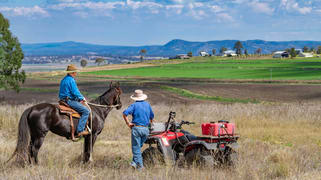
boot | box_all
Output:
[77,130,90,137]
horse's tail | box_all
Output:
[6,107,32,165]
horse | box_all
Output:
[11,81,122,165]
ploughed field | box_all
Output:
[0,58,321,179]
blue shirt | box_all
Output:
[123,101,154,127]
[59,75,84,101]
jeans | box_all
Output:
[131,126,149,168]
[67,100,90,133]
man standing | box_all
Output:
[59,64,90,137]
[123,89,154,170]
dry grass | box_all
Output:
[0,102,321,180]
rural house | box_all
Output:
[221,50,237,57]
[199,51,210,57]
[298,52,313,58]
[273,51,289,58]
[174,54,190,59]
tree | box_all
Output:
[212,49,216,56]
[255,48,262,55]
[80,59,87,68]
[187,51,193,57]
[140,49,147,62]
[285,48,291,53]
[95,58,105,66]
[290,48,296,58]
[233,41,243,55]
[244,49,248,56]
[0,13,25,92]
[303,46,309,52]
[317,46,321,54]
[310,47,315,53]
[220,47,227,54]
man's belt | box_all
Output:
[134,125,147,127]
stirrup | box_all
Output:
[86,125,92,134]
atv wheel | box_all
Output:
[185,147,215,167]
[215,147,238,166]
[142,147,164,168]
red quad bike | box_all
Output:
[142,111,239,168]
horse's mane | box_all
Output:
[90,87,114,105]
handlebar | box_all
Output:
[180,120,195,126]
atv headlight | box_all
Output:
[161,137,170,146]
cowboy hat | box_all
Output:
[130,89,147,101]
[65,64,79,73]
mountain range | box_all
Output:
[21,39,321,56]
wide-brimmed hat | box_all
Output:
[130,89,147,101]
[66,64,79,73]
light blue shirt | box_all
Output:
[123,101,154,127]
[59,75,84,101]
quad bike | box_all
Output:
[142,111,239,167]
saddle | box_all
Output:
[57,100,89,141]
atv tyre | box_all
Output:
[142,147,164,168]
[185,148,215,167]
[215,147,238,166]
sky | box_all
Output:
[0,0,320,46]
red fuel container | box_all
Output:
[201,121,235,136]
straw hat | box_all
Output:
[130,89,147,101]
[66,64,79,73]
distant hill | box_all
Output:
[21,40,321,56]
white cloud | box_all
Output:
[50,1,125,10]
[280,0,312,14]
[165,4,184,14]
[210,5,224,13]
[249,1,274,15]
[126,0,163,10]
[216,13,234,22]
[172,0,183,3]
[0,5,49,17]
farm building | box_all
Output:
[221,50,237,57]
[298,52,313,58]
[199,51,209,57]
[174,54,190,59]
[273,51,289,58]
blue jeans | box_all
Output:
[67,100,90,133]
[131,126,149,168]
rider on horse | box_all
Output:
[59,64,90,137]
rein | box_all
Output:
[87,102,121,108]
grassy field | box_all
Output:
[84,57,321,80]
[0,103,320,179]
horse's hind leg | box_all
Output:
[30,136,46,164]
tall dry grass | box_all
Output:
[0,102,320,180]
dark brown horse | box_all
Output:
[11,81,122,165]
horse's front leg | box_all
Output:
[83,134,97,163]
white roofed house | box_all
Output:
[199,51,209,57]
[221,50,237,57]
[273,51,289,58]
[298,52,313,58]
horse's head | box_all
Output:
[94,81,122,109]
[107,81,122,110]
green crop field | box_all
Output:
[85,57,321,80]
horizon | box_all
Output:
[21,39,321,47]
[1,0,320,46]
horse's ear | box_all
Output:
[115,81,120,88]
[109,81,114,88]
